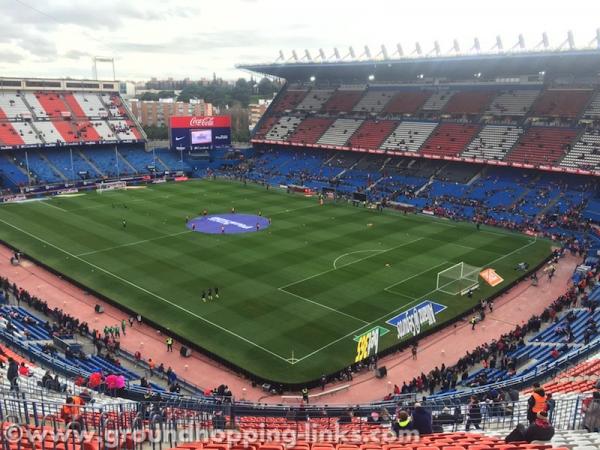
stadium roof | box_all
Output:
[239,49,600,82]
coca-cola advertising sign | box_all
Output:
[170,116,231,129]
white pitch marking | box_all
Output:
[0,217,293,364]
[293,237,538,364]
[332,249,386,269]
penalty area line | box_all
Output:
[0,217,293,365]
[294,238,539,364]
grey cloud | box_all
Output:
[0,50,25,64]
[62,49,91,60]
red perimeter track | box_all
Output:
[0,244,578,404]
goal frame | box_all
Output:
[96,181,127,193]
[436,262,481,296]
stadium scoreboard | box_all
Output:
[169,116,231,151]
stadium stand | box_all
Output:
[486,89,541,116]
[347,119,398,149]
[382,90,432,115]
[272,88,308,112]
[420,123,480,157]
[0,120,27,146]
[22,92,49,118]
[288,117,335,144]
[253,116,279,140]
[506,127,579,166]
[34,91,71,118]
[33,120,67,144]
[561,131,600,170]
[265,116,303,141]
[71,92,107,118]
[317,118,363,146]
[295,88,335,112]
[531,89,593,118]
[422,89,454,111]
[442,90,496,115]
[380,121,438,152]
[0,92,32,119]
[462,125,524,161]
[321,87,365,113]
[353,89,396,113]
[583,91,600,118]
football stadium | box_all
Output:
[0,1,599,448]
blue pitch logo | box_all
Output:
[187,214,270,234]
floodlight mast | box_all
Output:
[92,56,116,81]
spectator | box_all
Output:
[506,411,555,443]
[583,391,600,432]
[392,410,413,436]
[527,385,547,424]
[465,396,482,431]
[7,358,18,391]
[18,361,31,377]
[411,402,433,435]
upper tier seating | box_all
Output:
[321,90,364,113]
[295,89,334,112]
[265,116,302,141]
[272,89,308,112]
[462,125,524,161]
[422,90,454,110]
[11,121,43,145]
[560,131,600,170]
[486,89,540,116]
[108,120,142,140]
[32,121,65,144]
[22,92,48,119]
[91,120,117,141]
[101,94,128,117]
[531,89,593,118]
[32,92,71,118]
[0,92,31,119]
[380,121,438,152]
[317,118,363,147]
[506,127,579,166]
[347,120,398,149]
[442,90,495,115]
[74,121,102,142]
[352,90,395,113]
[288,118,334,145]
[583,91,600,118]
[67,92,107,118]
[382,90,432,115]
[420,123,480,157]
[253,116,279,139]
[0,122,25,146]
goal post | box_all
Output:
[436,262,481,296]
[96,181,127,193]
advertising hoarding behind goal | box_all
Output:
[169,115,231,151]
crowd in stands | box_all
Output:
[391,249,598,398]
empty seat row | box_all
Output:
[462,125,524,161]
[380,122,438,152]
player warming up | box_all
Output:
[122,218,127,230]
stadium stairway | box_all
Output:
[117,149,138,174]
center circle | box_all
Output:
[186,214,270,234]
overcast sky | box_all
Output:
[1,0,599,82]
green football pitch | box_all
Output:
[0,180,552,384]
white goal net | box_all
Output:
[437,262,481,295]
[96,181,127,193]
